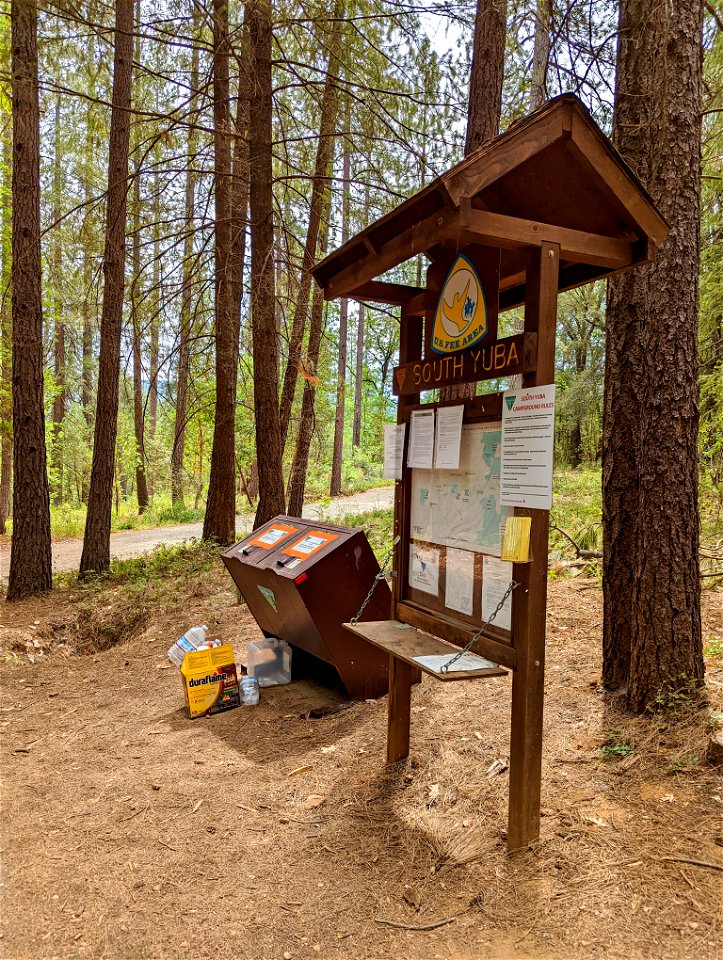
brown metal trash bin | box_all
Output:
[221,516,392,699]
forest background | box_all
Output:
[0,0,721,558]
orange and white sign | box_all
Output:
[283,530,338,559]
[250,522,299,549]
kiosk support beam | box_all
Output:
[387,655,415,762]
[388,304,423,763]
[507,240,559,851]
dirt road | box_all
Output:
[0,486,394,579]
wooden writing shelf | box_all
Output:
[343,620,507,681]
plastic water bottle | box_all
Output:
[240,676,260,706]
[167,625,208,667]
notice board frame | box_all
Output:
[399,396,515,656]
[311,94,668,852]
[383,243,559,852]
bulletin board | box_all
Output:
[315,92,669,852]
[402,409,515,645]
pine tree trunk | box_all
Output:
[80,247,94,504]
[203,0,244,544]
[352,183,369,450]
[352,300,364,448]
[0,112,12,533]
[441,0,506,405]
[81,73,95,442]
[602,0,704,710]
[149,181,160,448]
[51,90,65,507]
[465,0,507,156]
[131,195,149,514]
[79,0,134,575]
[278,2,343,453]
[569,421,583,469]
[330,105,350,497]
[248,0,285,529]
[530,0,552,111]
[172,25,199,509]
[287,255,330,517]
[130,21,149,517]
[7,0,52,599]
[248,459,259,500]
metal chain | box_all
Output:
[350,539,399,625]
[440,579,519,674]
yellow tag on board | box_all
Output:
[501,517,532,563]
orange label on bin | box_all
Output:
[250,522,299,549]
[282,530,338,559]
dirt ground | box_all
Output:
[0,564,721,960]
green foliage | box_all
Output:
[0,0,717,554]
[707,707,723,728]
[59,539,220,589]
[39,496,205,540]
[550,468,603,562]
[108,540,220,585]
[700,24,723,489]
[645,675,702,715]
[554,284,606,468]
[665,754,700,774]
[704,636,723,661]
[341,507,394,562]
[601,727,634,761]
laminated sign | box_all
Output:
[431,254,488,355]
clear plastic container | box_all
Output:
[247,637,292,687]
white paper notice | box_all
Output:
[482,556,514,632]
[413,653,499,674]
[434,405,464,469]
[409,544,440,595]
[500,384,556,509]
[445,548,475,616]
[407,409,435,468]
[383,423,406,480]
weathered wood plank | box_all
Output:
[499,262,614,312]
[322,208,459,300]
[569,112,668,246]
[347,280,426,305]
[392,333,532,396]
[387,655,414,762]
[343,620,507,680]
[460,208,634,269]
[394,305,424,618]
[397,601,517,671]
[442,104,568,206]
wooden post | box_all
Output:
[387,304,423,763]
[507,241,559,850]
[387,654,414,762]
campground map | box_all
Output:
[410,422,510,556]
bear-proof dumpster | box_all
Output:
[221,516,394,700]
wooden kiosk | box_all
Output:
[312,94,667,851]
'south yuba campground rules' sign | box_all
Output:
[500,384,556,510]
